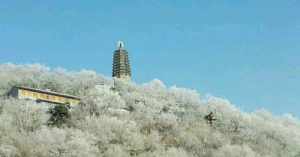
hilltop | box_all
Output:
[0,63,299,157]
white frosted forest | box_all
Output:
[0,63,299,157]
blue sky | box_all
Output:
[0,0,299,117]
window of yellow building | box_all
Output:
[25,91,31,97]
[53,96,59,102]
[33,92,37,97]
[38,93,43,99]
[29,91,34,97]
[21,90,27,96]
[41,93,47,100]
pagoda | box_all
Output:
[112,41,131,80]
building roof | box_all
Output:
[14,86,81,100]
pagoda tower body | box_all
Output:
[112,41,131,80]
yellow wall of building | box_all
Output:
[18,89,80,105]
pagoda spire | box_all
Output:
[117,41,124,50]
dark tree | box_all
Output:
[204,112,217,126]
[48,104,71,127]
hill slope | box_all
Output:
[0,64,299,157]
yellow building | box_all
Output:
[9,86,81,105]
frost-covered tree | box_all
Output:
[0,63,299,157]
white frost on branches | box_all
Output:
[0,63,299,157]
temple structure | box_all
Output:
[8,86,81,105]
[112,41,132,80]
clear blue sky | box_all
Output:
[0,0,299,117]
